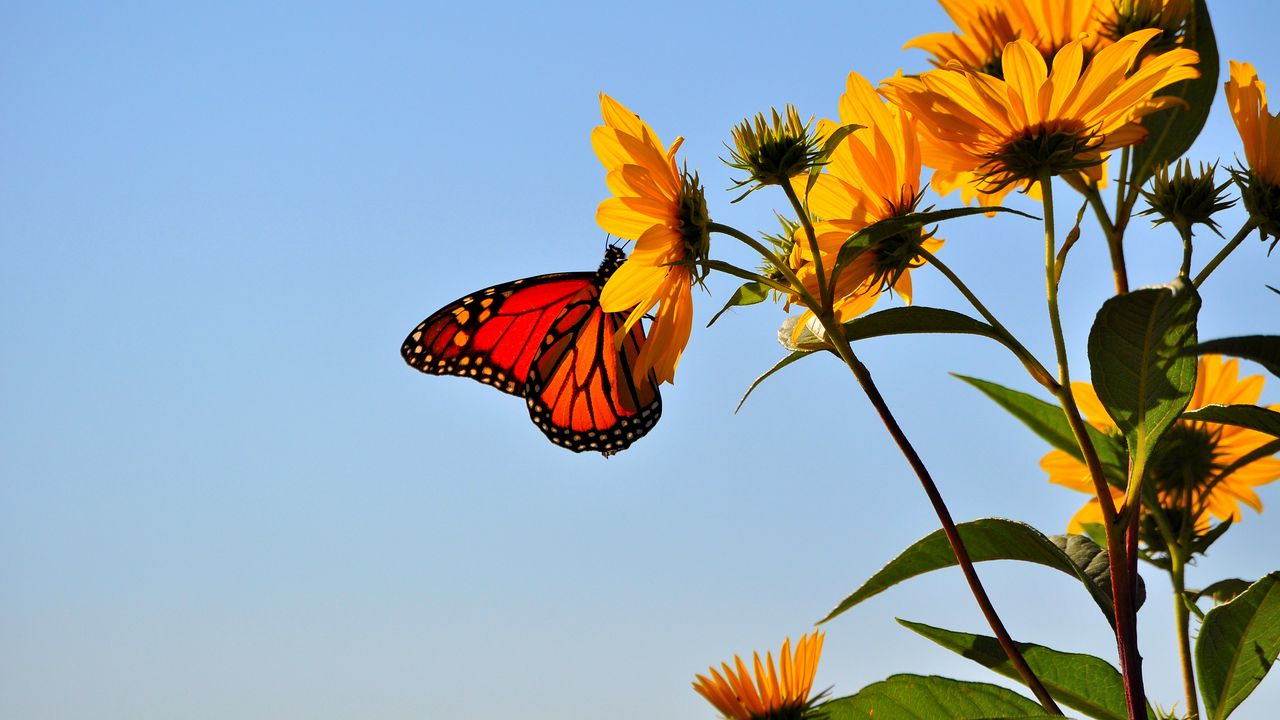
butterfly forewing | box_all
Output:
[401,273,595,396]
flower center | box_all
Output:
[982,121,1103,189]
[1148,421,1221,505]
[869,195,929,289]
[677,171,712,269]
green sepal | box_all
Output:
[1183,335,1280,379]
[1128,0,1219,189]
[820,674,1042,719]
[956,375,1127,484]
[1196,572,1280,720]
[1182,404,1280,440]
[706,281,769,328]
[1187,517,1235,557]
[821,519,1139,628]
[898,619,1153,720]
[1088,279,1200,488]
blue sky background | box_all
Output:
[3,2,1279,718]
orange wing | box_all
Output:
[525,293,661,456]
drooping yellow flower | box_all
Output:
[1225,61,1280,187]
[593,93,709,385]
[786,71,942,330]
[693,633,825,720]
[1043,356,1280,534]
[883,29,1199,195]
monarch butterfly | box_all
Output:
[401,246,661,455]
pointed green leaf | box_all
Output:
[1128,0,1219,187]
[842,306,1002,343]
[956,375,1126,483]
[821,675,1042,719]
[1183,404,1280,440]
[1197,578,1253,605]
[899,619,1152,720]
[1088,280,1200,478]
[830,206,1036,284]
[707,281,769,328]
[736,350,815,413]
[806,123,862,196]
[1197,572,1280,719]
[822,519,1135,627]
[1184,336,1280,379]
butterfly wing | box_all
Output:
[525,291,662,456]
[401,272,596,396]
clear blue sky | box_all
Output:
[3,2,1279,718]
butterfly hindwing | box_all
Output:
[525,296,661,456]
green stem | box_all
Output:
[919,249,1059,392]
[1041,172,1118,524]
[1178,223,1194,279]
[1116,148,1131,222]
[696,259,795,297]
[781,181,829,310]
[1171,555,1200,720]
[1193,220,1260,288]
[823,326,1063,716]
[1042,169,1144,720]
[707,222,821,312]
[1082,184,1130,295]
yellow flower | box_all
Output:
[786,71,942,331]
[1043,356,1280,534]
[693,633,825,720]
[882,29,1200,194]
[593,93,709,385]
[1226,61,1280,187]
[906,0,1109,77]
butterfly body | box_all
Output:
[402,247,661,455]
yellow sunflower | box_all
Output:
[693,632,825,720]
[786,71,942,331]
[907,0,1109,77]
[882,29,1199,195]
[1043,355,1280,533]
[593,93,709,385]
[1226,61,1280,187]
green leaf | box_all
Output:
[1088,280,1200,483]
[842,306,1002,343]
[1053,532,1146,612]
[1184,336,1280,379]
[899,619,1149,720]
[1128,0,1219,188]
[1183,404,1280,440]
[821,674,1042,719]
[1197,578,1254,605]
[956,375,1126,484]
[822,519,1135,628]
[1197,572,1280,719]
[830,206,1037,286]
[736,350,815,413]
[707,281,769,328]
[806,123,862,197]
